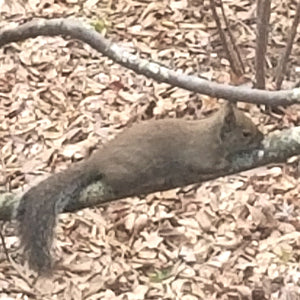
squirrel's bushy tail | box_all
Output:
[17,162,102,274]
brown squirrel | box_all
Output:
[17,103,263,274]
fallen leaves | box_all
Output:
[1,0,300,299]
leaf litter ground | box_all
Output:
[0,0,300,299]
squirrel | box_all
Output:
[16,102,263,274]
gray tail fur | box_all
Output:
[17,163,102,274]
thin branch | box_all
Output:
[210,0,242,77]
[275,0,300,90]
[255,0,271,89]
[2,126,300,221]
[0,224,10,262]
[219,0,245,74]
[0,18,298,106]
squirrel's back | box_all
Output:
[17,103,263,274]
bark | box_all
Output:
[1,127,300,221]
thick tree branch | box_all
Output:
[0,18,299,105]
[1,126,300,221]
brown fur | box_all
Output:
[17,103,263,274]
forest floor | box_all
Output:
[0,0,300,299]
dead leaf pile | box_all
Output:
[0,0,300,299]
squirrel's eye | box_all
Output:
[242,130,251,138]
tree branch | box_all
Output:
[255,0,271,89]
[1,126,300,221]
[275,0,300,90]
[210,0,243,77]
[219,0,245,74]
[0,18,299,105]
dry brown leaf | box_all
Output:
[1,0,300,299]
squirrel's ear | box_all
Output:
[220,102,237,139]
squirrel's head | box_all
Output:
[219,102,263,153]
